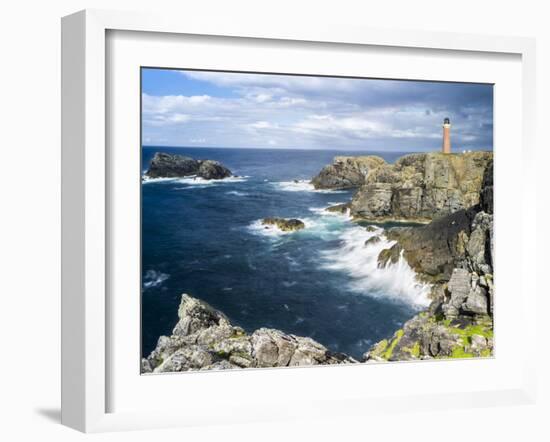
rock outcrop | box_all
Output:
[261,217,305,232]
[311,156,385,190]
[142,294,357,373]
[350,152,492,222]
[364,159,494,362]
[145,152,232,180]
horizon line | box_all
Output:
[141,144,493,153]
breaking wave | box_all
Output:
[142,175,248,186]
[272,180,346,193]
[320,225,431,308]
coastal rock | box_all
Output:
[261,217,305,232]
[311,156,386,190]
[325,203,350,214]
[480,159,493,214]
[382,208,478,283]
[364,307,494,362]
[364,235,382,247]
[145,152,232,180]
[366,158,494,361]
[143,294,357,373]
[197,160,232,180]
[349,152,493,221]
[377,243,402,268]
[146,152,200,178]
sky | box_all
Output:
[141,68,493,152]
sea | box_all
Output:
[141,146,431,360]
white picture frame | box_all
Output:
[61,9,538,433]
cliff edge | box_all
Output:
[351,151,492,221]
[142,294,357,373]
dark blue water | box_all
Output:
[141,146,426,360]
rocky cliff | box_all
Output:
[364,158,494,361]
[311,156,385,190]
[142,294,357,373]
[349,152,492,222]
[145,152,232,180]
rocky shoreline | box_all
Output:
[142,294,357,373]
[333,151,495,361]
[142,150,494,373]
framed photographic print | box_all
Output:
[61,9,537,432]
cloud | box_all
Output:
[142,71,493,151]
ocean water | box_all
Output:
[141,146,430,360]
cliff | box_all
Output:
[311,155,385,190]
[142,294,357,373]
[145,152,232,180]
[364,158,494,361]
[311,151,491,221]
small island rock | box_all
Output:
[145,152,232,180]
[261,217,305,232]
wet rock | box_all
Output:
[325,203,350,214]
[261,217,305,232]
[364,236,382,247]
[377,243,402,268]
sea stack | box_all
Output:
[145,152,232,180]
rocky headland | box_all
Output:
[362,153,494,361]
[261,217,305,232]
[142,294,357,373]
[319,151,492,223]
[311,156,385,190]
[313,151,494,362]
[145,152,232,180]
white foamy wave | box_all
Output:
[308,205,351,218]
[321,226,431,308]
[142,175,248,186]
[226,190,248,197]
[272,180,346,194]
[142,270,169,290]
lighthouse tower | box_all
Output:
[442,117,451,154]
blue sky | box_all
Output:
[141,68,493,152]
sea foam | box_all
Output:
[142,269,169,290]
[142,175,248,187]
[320,225,431,308]
[272,180,346,194]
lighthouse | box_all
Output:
[442,117,451,154]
